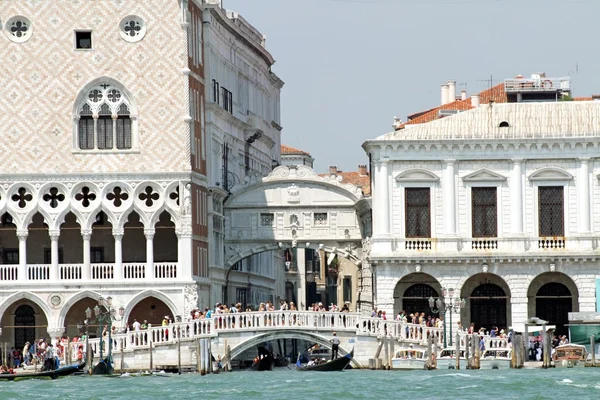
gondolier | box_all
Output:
[331,332,340,360]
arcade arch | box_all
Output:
[527,272,578,336]
[393,273,442,317]
[0,295,50,349]
[460,273,511,331]
[124,292,178,326]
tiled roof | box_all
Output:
[574,97,593,101]
[281,144,311,156]
[318,171,371,196]
[398,83,508,129]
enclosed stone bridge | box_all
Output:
[78,311,445,371]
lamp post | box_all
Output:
[429,287,466,348]
[84,296,124,374]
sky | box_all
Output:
[225,0,600,173]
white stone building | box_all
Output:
[364,77,600,336]
[202,1,285,307]
[0,0,214,347]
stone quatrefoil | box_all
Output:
[169,187,180,205]
[139,186,159,207]
[43,187,65,208]
[75,186,96,208]
[107,186,129,207]
[11,187,33,209]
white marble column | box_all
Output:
[82,229,91,281]
[17,230,27,281]
[374,160,390,236]
[442,160,457,235]
[577,157,591,233]
[296,247,306,310]
[177,229,193,280]
[510,159,524,234]
[113,229,124,281]
[145,229,155,280]
[49,230,60,281]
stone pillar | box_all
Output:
[82,229,92,281]
[49,230,60,281]
[510,159,524,234]
[442,160,457,235]
[296,247,306,310]
[17,230,28,281]
[145,229,155,280]
[377,160,390,236]
[177,229,193,280]
[577,158,591,233]
[113,229,124,281]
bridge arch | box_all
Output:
[227,329,361,368]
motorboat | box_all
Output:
[391,348,428,370]
[436,348,466,369]
[552,344,587,368]
[479,348,512,370]
[297,350,353,372]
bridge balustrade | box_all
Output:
[212,311,360,331]
[357,318,444,346]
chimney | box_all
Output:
[441,84,449,105]
[392,116,402,130]
[358,165,367,176]
[471,94,480,108]
[329,166,338,174]
[461,90,467,101]
[448,80,456,103]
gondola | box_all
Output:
[296,349,353,372]
[250,354,275,371]
[92,356,114,375]
[0,361,86,381]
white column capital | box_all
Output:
[81,229,92,240]
[49,230,60,241]
[579,157,591,164]
[443,159,456,166]
[144,229,156,240]
[113,229,125,239]
[511,158,524,164]
[17,230,28,240]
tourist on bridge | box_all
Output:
[331,332,340,360]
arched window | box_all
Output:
[76,82,133,151]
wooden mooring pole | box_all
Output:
[177,339,182,375]
[149,340,154,372]
[591,336,596,367]
[200,339,206,375]
[455,333,461,370]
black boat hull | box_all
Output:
[0,361,85,381]
[251,355,275,371]
[297,350,353,372]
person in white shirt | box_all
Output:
[132,319,142,331]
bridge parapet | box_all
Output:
[357,318,444,347]
[212,311,359,332]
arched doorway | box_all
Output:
[127,296,175,326]
[393,273,441,317]
[461,274,511,331]
[470,284,507,331]
[63,297,100,338]
[528,273,578,337]
[14,305,35,349]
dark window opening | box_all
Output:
[91,247,104,263]
[405,188,431,238]
[538,186,564,236]
[75,31,92,49]
[44,248,64,264]
[343,277,352,303]
[472,187,498,237]
[499,121,510,128]
[3,249,19,265]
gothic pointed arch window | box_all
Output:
[75,81,135,151]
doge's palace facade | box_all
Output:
[0,0,210,346]
[364,100,600,336]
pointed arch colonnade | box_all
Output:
[383,266,584,336]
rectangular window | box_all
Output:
[314,213,328,226]
[97,117,113,149]
[221,87,233,113]
[116,118,132,149]
[3,249,18,265]
[405,188,431,238]
[75,31,92,49]
[212,80,220,104]
[343,277,352,303]
[260,213,274,227]
[78,118,94,150]
[471,187,498,237]
[236,288,247,308]
[539,186,564,236]
[90,247,104,263]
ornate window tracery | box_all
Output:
[76,82,133,151]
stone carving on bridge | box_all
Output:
[183,284,199,317]
[286,183,300,204]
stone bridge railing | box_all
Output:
[58,312,447,363]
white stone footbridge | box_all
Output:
[72,311,448,371]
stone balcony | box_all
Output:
[0,262,179,283]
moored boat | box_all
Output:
[552,344,587,368]
[297,350,353,372]
[436,348,466,370]
[251,354,275,371]
[391,348,428,370]
[479,348,512,370]
[0,361,85,381]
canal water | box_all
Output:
[1,368,599,399]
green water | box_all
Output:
[0,368,599,400]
